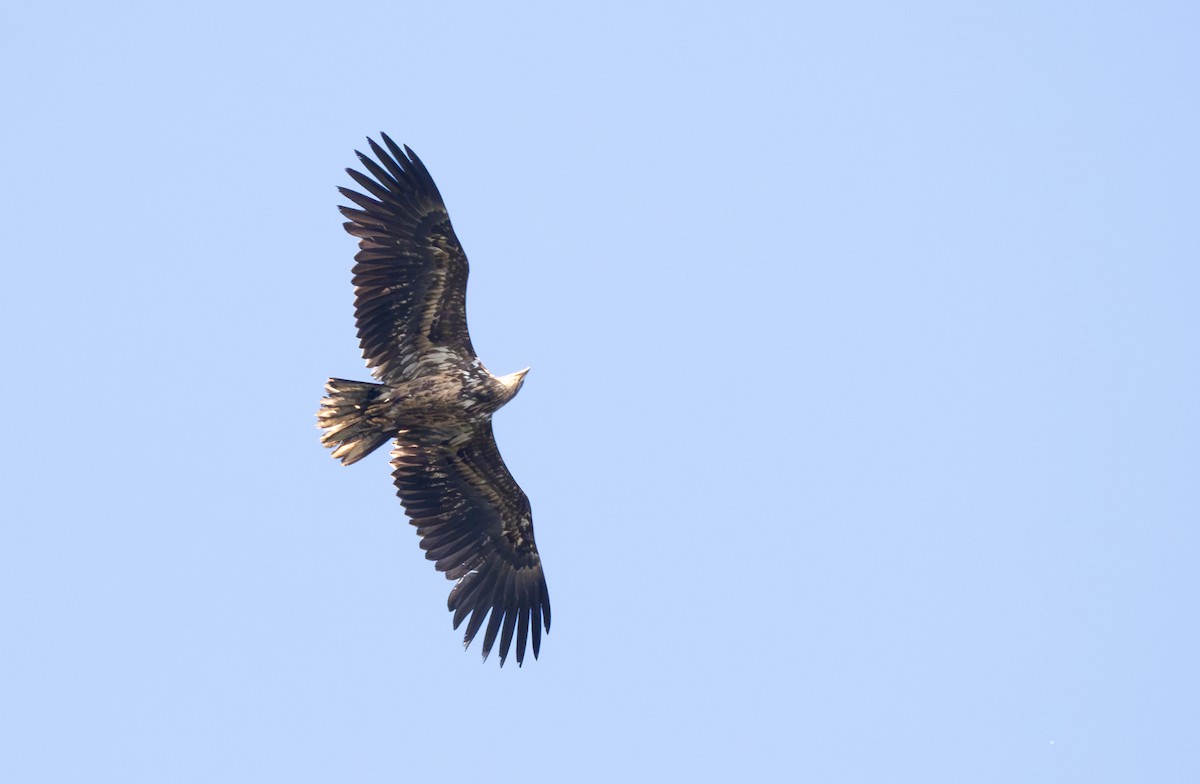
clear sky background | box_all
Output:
[2,2,1198,782]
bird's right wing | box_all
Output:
[339,135,478,384]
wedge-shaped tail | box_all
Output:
[318,378,392,465]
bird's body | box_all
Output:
[318,135,549,666]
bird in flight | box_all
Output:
[318,135,549,666]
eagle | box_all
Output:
[317,135,549,666]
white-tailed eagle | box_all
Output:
[318,135,549,666]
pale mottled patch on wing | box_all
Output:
[339,135,476,384]
[390,422,550,666]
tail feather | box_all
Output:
[318,378,392,465]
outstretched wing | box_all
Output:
[391,422,550,666]
[339,135,475,384]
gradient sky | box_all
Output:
[3,2,1199,782]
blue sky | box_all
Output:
[2,2,1198,781]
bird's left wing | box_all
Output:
[391,422,550,666]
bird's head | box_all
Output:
[500,367,530,398]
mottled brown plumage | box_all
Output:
[318,135,549,666]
